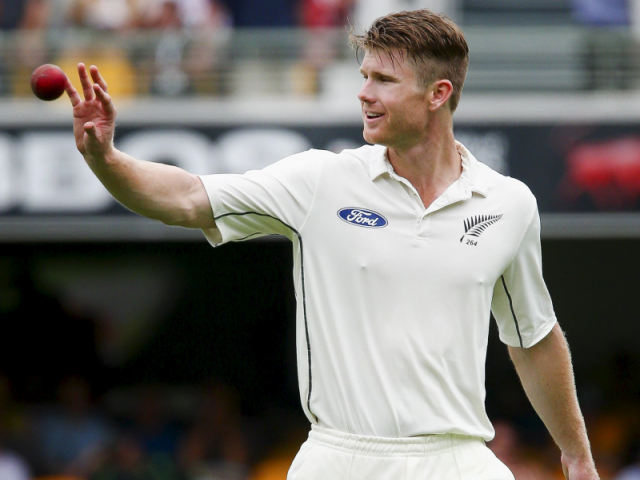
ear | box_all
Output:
[428,79,453,112]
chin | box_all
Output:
[363,129,386,146]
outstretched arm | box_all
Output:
[508,324,599,480]
[66,63,215,228]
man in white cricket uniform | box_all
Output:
[64,8,600,480]
[200,139,556,431]
[198,143,553,479]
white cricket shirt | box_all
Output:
[199,142,557,441]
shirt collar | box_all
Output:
[456,141,489,197]
[368,141,489,198]
[368,145,391,180]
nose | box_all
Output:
[358,79,375,104]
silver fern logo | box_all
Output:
[460,214,503,243]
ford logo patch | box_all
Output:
[337,208,388,228]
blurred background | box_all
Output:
[1,0,640,479]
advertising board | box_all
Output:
[2,95,640,240]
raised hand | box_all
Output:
[65,63,117,162]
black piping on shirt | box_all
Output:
[214,211,316,420]
[500,275,523,348]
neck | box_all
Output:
[387,117,461,208]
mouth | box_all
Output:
[364,111,385,122]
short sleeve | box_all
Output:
[491,202,557,348]
[197,150,322,246]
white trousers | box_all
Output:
[287,425,515,480]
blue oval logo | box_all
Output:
[337,207,388,228]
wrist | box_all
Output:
[561,451,595,466]
[561,452,600,479]
[85,144,117,166]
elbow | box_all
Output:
[159,175,214,228]
[158,215,184,227]
[160,200,215,229]
[158,206,199,227]
[134,173,214,228]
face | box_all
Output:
[358,49,431,150]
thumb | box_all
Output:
[84,122,97,138]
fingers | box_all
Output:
[65,75,82,107]
[89,65,108,93]
[77,63,95,101]
[70,63,114,112]
[93,83,115,115]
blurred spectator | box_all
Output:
[0,375,35,470]
[294,0,353,96]
[10,0,51,96]
[126,385,181,461]
[68,0,231,30]
[48,0,76,28]
[299,0,352,29]
[159,0,230,30]
[91,435,149,480]
[146,0,182,29]
[0,375,31,480]
[18,0,52,29]
[56,45,137,98]
[69,0,138,30]
[0,0,28,30]
[186,0,232,95]
[219,0,295,28]
[351,0,460,32]
[488,419,554,480]
[90,433,184,480]
[182,28,231,96]
[6,0,78,94]
[0,432,31,480]
[570,0,635,90]
[571,0,629,26]
[144,1,187,96]
[36,376,114,476]
[138,1,231,96]
[177,382,250,480]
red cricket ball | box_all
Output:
[30,64,67,101]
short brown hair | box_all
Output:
[349,9,469,112]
